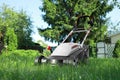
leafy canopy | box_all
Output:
[39,0,116,45]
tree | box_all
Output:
[113,40,120,58]
[13,10,33,49]
[0,5,33,50]
[39,0,115,45]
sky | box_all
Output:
[0,0,120,46]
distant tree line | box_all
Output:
[0,5,44,53]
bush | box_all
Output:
[4,28,17,51]
[1,50,40,57]
[113,40,120,58]
[43,49,51,57]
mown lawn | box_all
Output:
[0,50,120,80]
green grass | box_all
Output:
[0,50,120,80]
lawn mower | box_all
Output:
[35,16,93,65]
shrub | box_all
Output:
[4,28,17,51]
[43,49,51,57]
[113,40,120,58]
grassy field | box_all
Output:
[0,50,120,80]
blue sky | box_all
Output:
[0,0,120,46]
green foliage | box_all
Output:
[113,40,120,58]
[39,0,115,44]
[37,40,47,47]
[0,4,33,50]
[1,50,40,57]
[4,28,17,51]
[15,10,33,49]
[89,40,96,57]
[43,49,51,57]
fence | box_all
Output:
[96,42,115,58]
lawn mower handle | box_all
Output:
[62,15,93,44]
